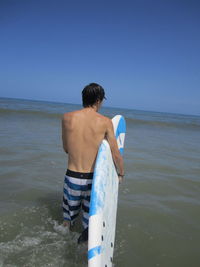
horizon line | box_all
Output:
[0,96,199,118]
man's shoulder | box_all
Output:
[96,114,113,132]
[62,110,81,119]
[95,113,111,123]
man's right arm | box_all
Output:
[105,118,124,179]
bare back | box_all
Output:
[62,108,108,172]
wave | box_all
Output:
[1,107,200,130]
[125,117,200,130]
[0,107,62,119]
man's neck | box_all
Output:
[84,105,99,112]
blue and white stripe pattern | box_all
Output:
[63,170,93,229]
[113,115,126,155]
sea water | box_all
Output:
[0,97,200,267]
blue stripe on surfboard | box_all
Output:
[119,147,124,154]
[88,245,102,260]
[89,187,99,216]
[115,116,126,139]
[115,116,126,156]
[89,142,106,217]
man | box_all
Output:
[62,83,124,243]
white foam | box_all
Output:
[46,218,70,235]
[20,236,42,247]
[53,222,69,235]
[0,236,42,254]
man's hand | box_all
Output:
[118,174,124,184]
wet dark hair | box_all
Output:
[82,83,106,107]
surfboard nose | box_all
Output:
[112,115,126,155]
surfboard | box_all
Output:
[88,115,126,267]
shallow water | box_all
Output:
[0,97,200,267]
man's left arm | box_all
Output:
[62,116,68,154]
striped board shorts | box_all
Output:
[63,169,93,229]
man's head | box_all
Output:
[82,83,106,108]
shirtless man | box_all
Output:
[62,83,124,243]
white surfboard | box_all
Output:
[88,115,126,267]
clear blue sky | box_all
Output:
[0,0,200,115]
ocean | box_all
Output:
[0,97,200,267]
